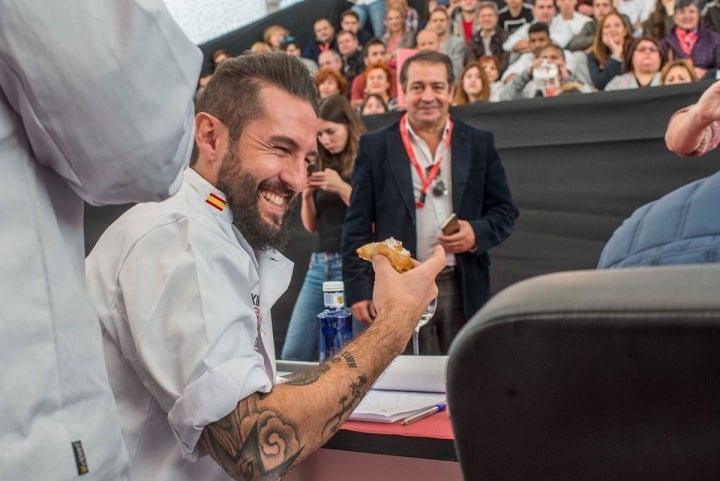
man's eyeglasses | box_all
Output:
[635,46,660,53]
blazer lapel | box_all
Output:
[386,127,416,220]
[451,121,470,210]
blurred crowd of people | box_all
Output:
[200,0,720,108]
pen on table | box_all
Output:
[401,402,447,426]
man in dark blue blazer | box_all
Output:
[342,50,518,354]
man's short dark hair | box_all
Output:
[341,9,360,21]
[528,22,550,36]
[363,38,387,59]
[399,50,455,91]
[337,30,358,41]
[190,53,318,166]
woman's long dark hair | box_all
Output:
[317,95,365,180]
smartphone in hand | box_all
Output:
[441,213,460,235]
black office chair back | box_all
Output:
[447,265,720,481]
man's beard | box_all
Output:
[216,148,297,252]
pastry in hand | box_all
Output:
[356,237,414,273]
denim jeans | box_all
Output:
[351,0,386,39]
[281,252,344,361]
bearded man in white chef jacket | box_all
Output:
[85,53,445,481]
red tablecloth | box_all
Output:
[341,410,454,440]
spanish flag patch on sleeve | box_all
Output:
[205,193,226,211]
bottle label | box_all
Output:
[323,291,344,309]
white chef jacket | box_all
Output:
[85,169,293,481]
[0,2,199,480]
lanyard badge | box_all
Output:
[398,113,453,208]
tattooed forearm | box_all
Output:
[283,363,330,386]
[340,352,357,368]
[200,402,304,481]
[321,374,369,436]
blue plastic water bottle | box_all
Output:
[317,281,352,362]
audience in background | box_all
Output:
[360,92,390,114]
[337,30,366,87]
[428,7,469,79]
[466,2,510,75]
[605,36,664,90]
[211,49,230,70]
[315,68,349,98]
[617,0,656,36]
[263,24,291,51]
[351,0,387,38]
[318,49,344,72]
[383,6,416,63]
[643,0,676,39]
[556,0,592,36]
[661,58,699,83]
[502,43,591,99]
[362,62,398,109]
[498,0,534,33]
[454,61,491,104]
[387,0,421,33]
[350,38,396,107]
[451,0,481,42]
[479,54,506,100]
[303,17,337,62]
[280,38,319,76]
[281,95,364,361]
[567,0,615,52]
[416,28,442,51]
[661,0,720,80]
[587,12,634,90]
[341,9,373,46]
[504,0,574,54]
[250,41,272,53]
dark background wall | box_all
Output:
[85,81,720,354]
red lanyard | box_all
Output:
[398,113,453,208]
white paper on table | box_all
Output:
[371,355,448,393]
[349,390,446,423]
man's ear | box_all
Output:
[194,112,227,168]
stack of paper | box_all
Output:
[349,355,448,423]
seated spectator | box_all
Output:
[341,9,373,46]
[556,0,592,36]
[503,23,577,83]
[337,30,366,86]
[450,0,481,42]
[498,0,534,33]
[427,7,468,80]
[360,93,390,114]
[466,2,510,76]
[383,7,416,64]
[351,0,387,38]
[587,12,633,90]
[600,83,720,268]
[211,49,230,71]
[703,0,720,34]
[661,58,700,83]
[350,39,398,107]
[479,54,506,101]
[665,80,720,155]
[643,0,676,40]
[416,28,441,51]
[503,0,574,53]
[661,0,720,79]
[387,0,421,33]
[280,38,319,76]
[567,0,615,52]
[362,62,398,110]
[617,0,655,36]
[318,49,344,72]
[249,42,272,53]
[501,44,592,99]
[315,68,349,99]
[605,36,664,90]
[263,25,290,51]
[303,18,337,62]
[454,61,491,104]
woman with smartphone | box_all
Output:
[281,96,365,361]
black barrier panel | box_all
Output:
[85,82,720,353]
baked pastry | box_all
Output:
[356,237,414,273]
